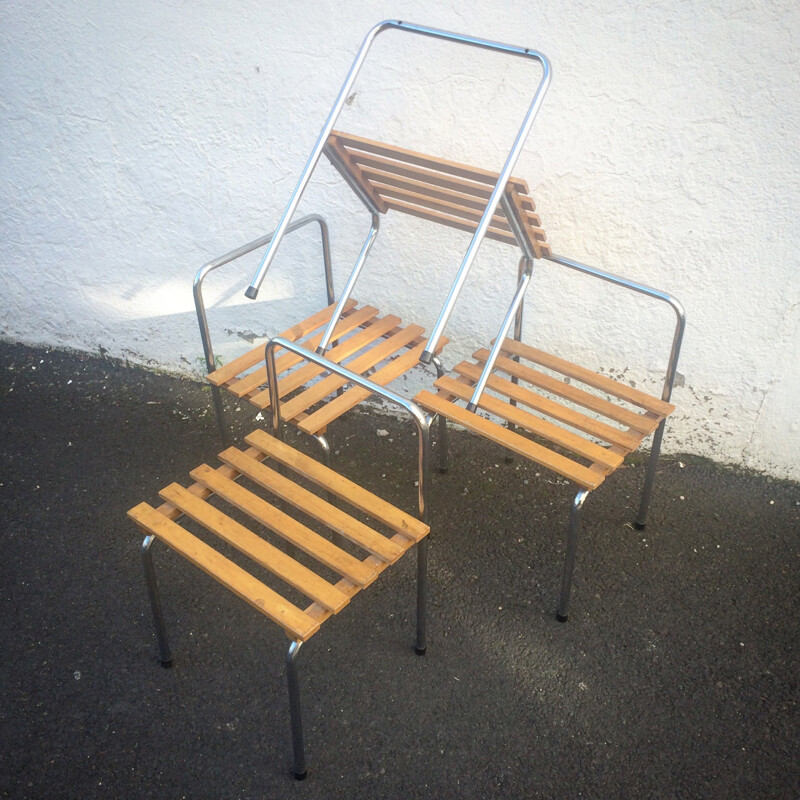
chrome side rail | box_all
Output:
[194,214,333,375]
[264,335,432,525]
[541,253,686,403]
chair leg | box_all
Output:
[432,356,449,473]
[285,641,307,780]
[415,538,429,655]
[635,419,666,530]
[210,384,229,446]
[313,433,346,551]
[556,489,590,622]
[140,535,173,667]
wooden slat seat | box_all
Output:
[129,431,429,642]
[325,130,552,258]
[414,337,675,492]
[207,299,446,436]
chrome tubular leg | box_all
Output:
[210,385,229,446]
[556,489,589,623]
[140,535,172,667]
[415,537,429,655]
[285,641,307,780]
[314,434,344,549]
[635,419,667,530]
[432,356,449,473]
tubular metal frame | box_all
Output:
[193,214,333,443]
[139,345,431,778]
[475,251,685,619]
[264,334,432,777]
[243,20,551,368]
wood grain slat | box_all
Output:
[188,464,378,586]
[296,339,432,434]
[414,391,605,491]
[435,375,624,470]
[475,349,659,435]
[279,323,425,422]
[246,307,386,408]
[128,502,320,641]
[217,447,405,564]
[331,130,530,192]
[158,482,350,613]
[245,429,429,542]
[453,360,643,451]
[326,137,388,213]
[228,302,374,399]
[498,338,676,417]
[382,197,519,245]
[207,300,356,388]
[360,164,540,218]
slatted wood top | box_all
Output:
[325,130,551,259]
[415,337,675,491]
[207,300,446,436]
[128,432,428,643]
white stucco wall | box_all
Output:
[2,1,799,479]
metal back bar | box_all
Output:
[542,252,686,402]
[194,215,332,374]
[467,259,533,411]
[316,213,380,355]
[245,19,551,310]
[265,335,431,523]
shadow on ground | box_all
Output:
[1,342,797,799]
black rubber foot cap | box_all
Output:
[633,521,647,531]
[415,646,427,656]
[556,613,569,624]
[294,771,307,781]
[438,467,449,475]
[160,659,174,669]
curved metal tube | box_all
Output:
[265,335,431,524]
[542,252,686,403]
[193,214,333,374]
[246,19,552,312]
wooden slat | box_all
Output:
[435,375,625,471]
[246,306,385,408]
[217,447,405,563]
[453,360,643,451]
[498,338,676,417]
[355,150,501,201]
[207,300,355,388]
[475,349,658,435]
[332,130,530,193]
[326,137,388,213]
[228,302,373,399]
[382,197,518,246]
[245,429,429,542]
[279,323,425,422]
[414,391,605,491]
[360,164,541,219]
[158,483,350,613]
[128,502,320,641]
[506,186,549,259]
[297,339,431,434]
[189,464,377,586]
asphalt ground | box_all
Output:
[1,340,798,799]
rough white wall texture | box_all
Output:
[2,1,799,479]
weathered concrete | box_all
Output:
[1,341,797,798]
